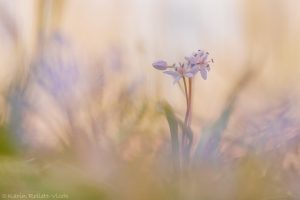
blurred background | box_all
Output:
[1,0,300,199]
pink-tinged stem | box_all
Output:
[182,77,189,162]
[186,78,193,164]
[188,78,193,126]
[183,77,189,108]
[182,77,193,166]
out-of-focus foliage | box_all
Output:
[0,125,16,156]
[0,0,300,199]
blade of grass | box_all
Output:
[163,102,180,172]
[193,69,258,164]
[193,102,234,163]
[177,120,193,167]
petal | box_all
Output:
[173,76,182,84]
[164,71,182,84]
[189,66,199,74]
[198,64,208,70]
[184,72,194,78]
[164,70,180,78]
[185,56,197,65]
[206,65,211,71]
[199,69,207,80]
[200,53,208,63]
[195,50,204,58]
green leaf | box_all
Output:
[194,102,234,163]
[177,119,194,165]
[162,102,180,171]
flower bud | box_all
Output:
[152,60,168,70]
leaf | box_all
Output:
[193,69,256,165]
[193,102,234,163]
[162,102,180,171]
[177,120,194,165]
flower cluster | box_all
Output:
[152,50,213,83]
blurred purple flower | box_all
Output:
[34,33,79,102]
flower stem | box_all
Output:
[183,77,189,108]
[186,78,193,164]
[182,77,189,166]
[182,77,193,167]
[188,78,192,126]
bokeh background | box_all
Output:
[1,0,300,199]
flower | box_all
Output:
[152,49,213,83]
[35,33,79,101]
[185,50,212,80]
[152,60,168,70]
[163,63,197,84]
